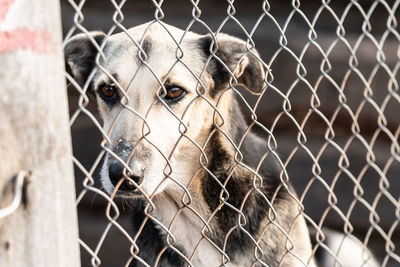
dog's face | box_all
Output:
[65,22,265,198]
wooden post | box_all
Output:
[0,0,80,266]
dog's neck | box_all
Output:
[150,181,222,264]
[147,96,255,262]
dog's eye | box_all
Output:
[100,84,117,100]
[164,86,185,101]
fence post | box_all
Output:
[0,0,80,266]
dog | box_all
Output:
[65,22,378,267]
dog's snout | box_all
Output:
[109,161,143,191]
[109,162,125,184]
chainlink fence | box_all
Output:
[61,0,400,266]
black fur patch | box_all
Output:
[64,33,106,86]
[201,128,287,265]
[198,34,265,96]
[237,53,265,94]
[129,200,187,267]
[198,35,232,98]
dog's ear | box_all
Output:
[64,31,106,86]
[200,34,265,95]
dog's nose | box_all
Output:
[108,161,143,191]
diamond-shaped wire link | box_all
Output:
[60,0,400,266]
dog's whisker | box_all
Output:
[88,185,107,210]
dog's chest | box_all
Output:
[154,203,260,266]
[162,219,249,267]
[153,197,227,266]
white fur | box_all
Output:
[152,192,223,266]
[322,229,379,267]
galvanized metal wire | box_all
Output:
[63,0,400,266]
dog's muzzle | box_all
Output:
[108,140,144,192]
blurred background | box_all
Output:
[61,0,400,266]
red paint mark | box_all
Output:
[0,28,52,54]
[0,0,14,22]
[0,0,52,54]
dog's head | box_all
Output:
[65,22,265,198]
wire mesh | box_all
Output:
[62,0,400,266]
